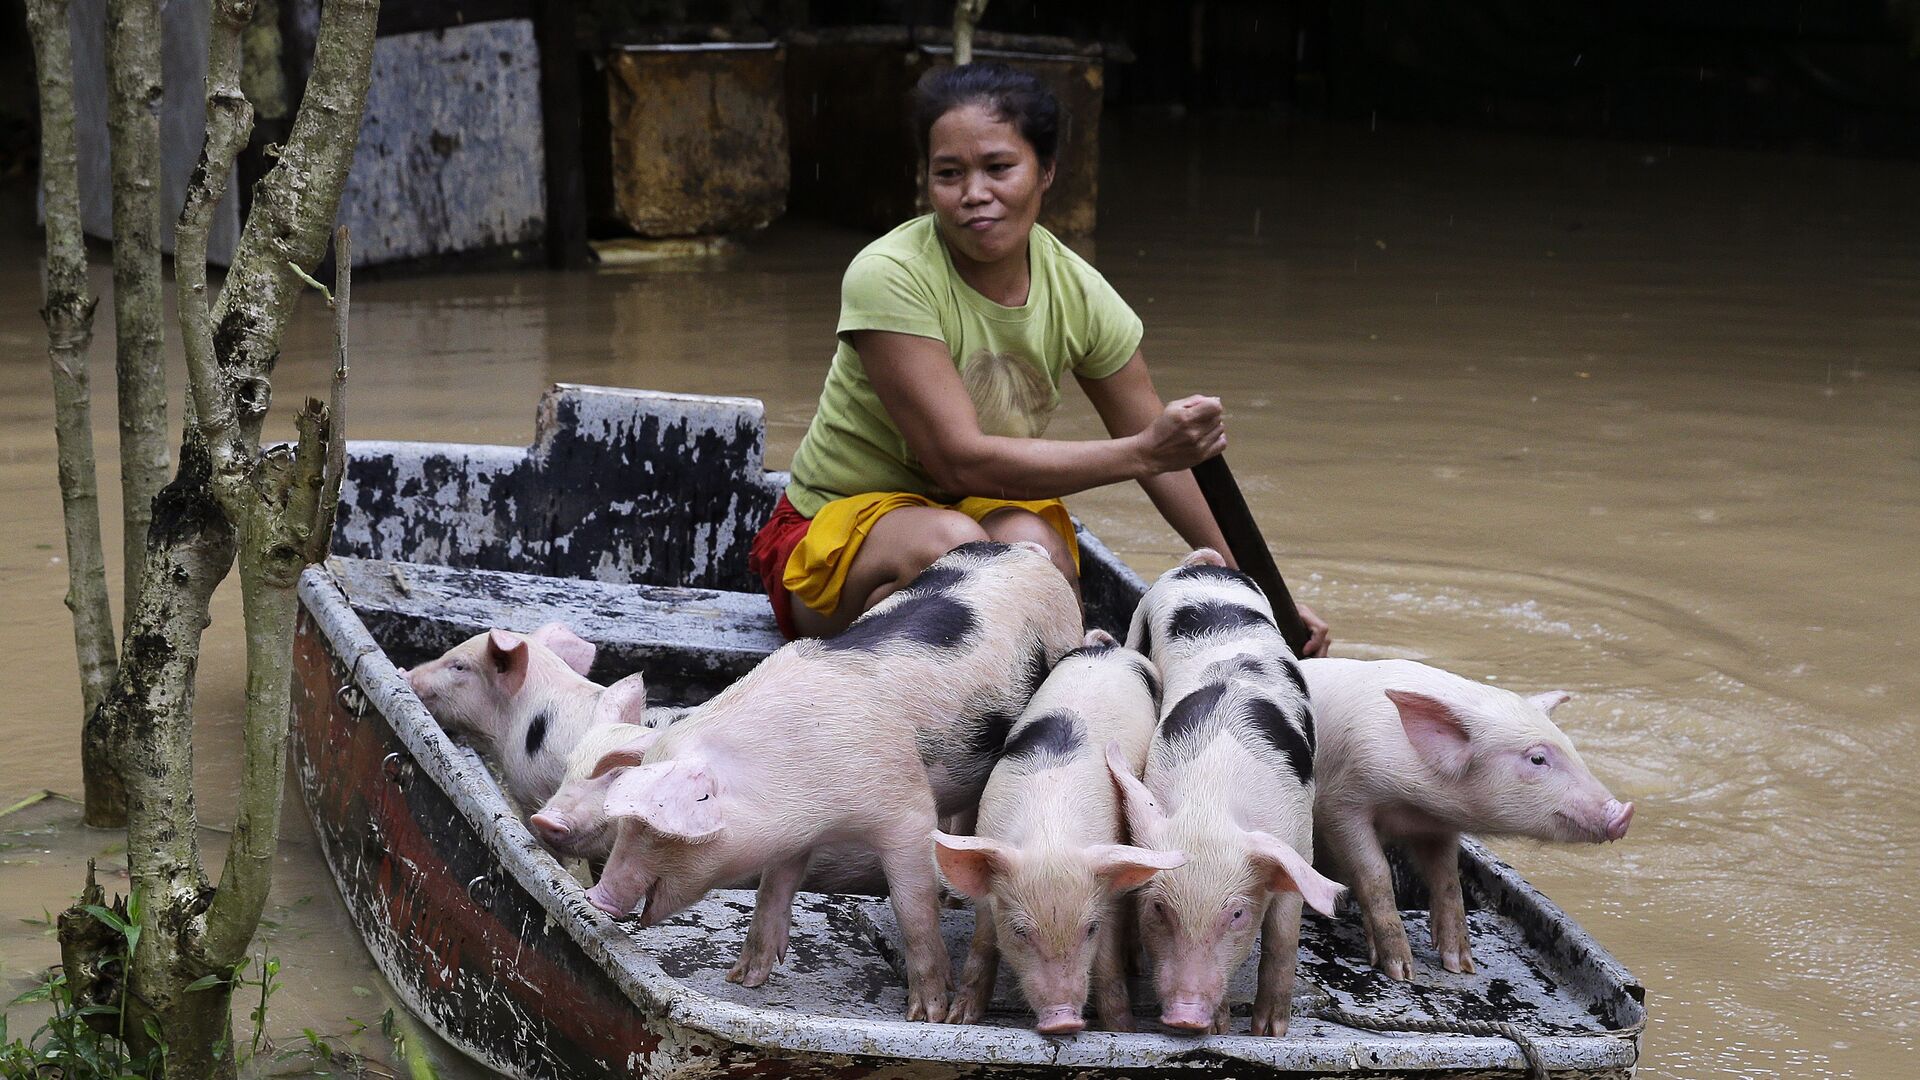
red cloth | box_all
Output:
[748,494,811,640]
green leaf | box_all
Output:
[350,985,372,998]
[81,904,129,937]
[185,973,227,992]
[8,983,52,1006]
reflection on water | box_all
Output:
[2,115,1916,1077]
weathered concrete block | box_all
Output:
[336,20,547,267]
[605,42,789,238]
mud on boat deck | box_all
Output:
[628,882,1624,1050]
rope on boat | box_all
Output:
[1303,993,1549,1080]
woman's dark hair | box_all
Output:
[912,62,1065,168]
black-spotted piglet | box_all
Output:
[933,630,1181,1035]
[401,623,627,815]
[1115,549,1343,1036]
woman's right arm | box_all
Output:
[854,330,1224,501]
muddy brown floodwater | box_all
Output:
[3,115,1916,1077]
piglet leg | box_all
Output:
[1090,919,1133,1032]
[1250,892,1302,1036]
[728,854,810,987]
[881,822,952,1022]
[1411,833,1473,974]
[947,897,999,1025]
[1323,817,1414,980]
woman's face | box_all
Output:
[926,102,1054,269]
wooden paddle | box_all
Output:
[1190,454,1315,657]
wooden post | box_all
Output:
[538,0,591,268]
[954,0,990,65]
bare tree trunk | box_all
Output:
[26,0,124,827]
[60,1,379,1074]
[106,0,171,640]
[954,0,990,65]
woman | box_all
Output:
[750,62,1330,654]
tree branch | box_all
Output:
[214,0,379,448]
[106,0,171,627]
[26,0,121,821]
[316,228,350,553]
[177,0,258,484]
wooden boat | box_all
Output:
[291,384,1646,1079]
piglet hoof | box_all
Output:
[725,949,780,988]
[1368,941,1415,982]
[905,982,950,1024]
[946,988,988,1026]
[1250,1009,1289,1038]
[1440,948,1476,975]
[1250,993,1291,1036]
[1211,1005,1232,1036]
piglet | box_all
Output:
[933,630,1182,1035]
[535,709,887,895]
[581,541,1082,1022]
[526,676,658,858]
[1302,657,1634,979]
[1116,549,1344,1036]
[401,622,622,814]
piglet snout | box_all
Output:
[1033,1005,1084,1035]
[1604,799,1634,842]
[530,812,571,845]
[1160,1000,1213,1032]
[583,884,630,918]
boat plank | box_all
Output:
[328,555,782,696]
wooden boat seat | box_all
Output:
[327,554,784,700]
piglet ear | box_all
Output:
[587,726,662,778]
[1009,539,1051,559]
[1386,689,1474,778]
[486,630,531,697]
[529,622,597,677]
[1181,548,1227,568]
[1084,628,1119,649]
[1087,844,1185,894]
[1528,690,1571,715]
[1105,740,1168,842]
[1244,830,1345,917]
[930,831,1014,898]
[603,760,723,842]
[593,673,650,728]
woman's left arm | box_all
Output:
[1077,352,1332,656]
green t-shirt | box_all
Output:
[785,215,1144,517]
